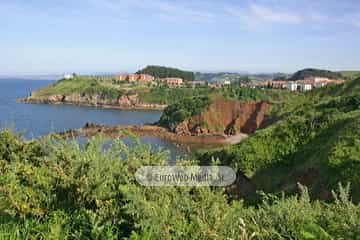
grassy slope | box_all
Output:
[138,87,216,105]
[198,78,360,200]
[339,71,360,80]
[31,75,309,109]
[32,76,124,99]
[31,76,218,104]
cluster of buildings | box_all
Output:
[114,74,185,87]
[265,77,345,92]
[113,72,236,88]
[65,72,345,92]
[186,80,230,88]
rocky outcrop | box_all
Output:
[175,100,269,136]
[18,93,167,110]
[59,122,231,145]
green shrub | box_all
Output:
[159,96,212,130]
[1,130,360,239]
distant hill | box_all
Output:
[195,72,248,83]
[289,68,343,81]
[136,65,194,81]
[195,72,289,82]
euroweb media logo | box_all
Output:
[135,166,236,186]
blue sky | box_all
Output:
[1,0,360,75]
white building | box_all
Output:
[314,81,327,88]
[223,80,231,85]
[299,83,312,92]
[64,74,74,80]
[287,81,298,91]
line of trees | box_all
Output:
[137,65,195,81]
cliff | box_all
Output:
[173,100,269,136]
[18,93,167,110]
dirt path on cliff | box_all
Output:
[225,133,248,144]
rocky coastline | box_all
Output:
[58,122,247,145]
[17,93,167,110]
[19,93,268,145]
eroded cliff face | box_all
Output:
[19,93,167,110]
[174,100,269,136]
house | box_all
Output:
[115,74,128,81]
[161,78,183,87]
[208,83,218,88]
[285,77,345,92]
[223,80,231,85]
[216,80,231,86]
[299,83,312,91]
[287,81,298,91]
[187,81,206,88]
[128,74,139,82]
[301,77,345,89]
[137,74,155,83]
[63,74,74,80]
[114,74,154,83]
[271,80,287,89]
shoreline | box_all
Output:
[57,123,248,146]
[17,97,167,111]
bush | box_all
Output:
[159,96,212,130]
[1,130,360,239]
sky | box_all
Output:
[1,0,360,76]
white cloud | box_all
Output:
[88,0,214,22]
[353,19,360,28]
[249,4,303,24]
[66,0,360,28]
[226,3,304,25]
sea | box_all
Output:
[0,79,193,161]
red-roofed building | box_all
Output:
[114,74,154,83]
[161,78,183,87]
[137,74,155,83]
[115,74,128,81]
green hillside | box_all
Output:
[32,76,125,99]
[198,78,360,200]
[28,75,214,105]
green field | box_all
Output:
[32,76,125,99]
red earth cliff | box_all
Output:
[175,100,269,136]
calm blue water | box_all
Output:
[0,79,190,160]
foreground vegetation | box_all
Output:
[1,130,360,239]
